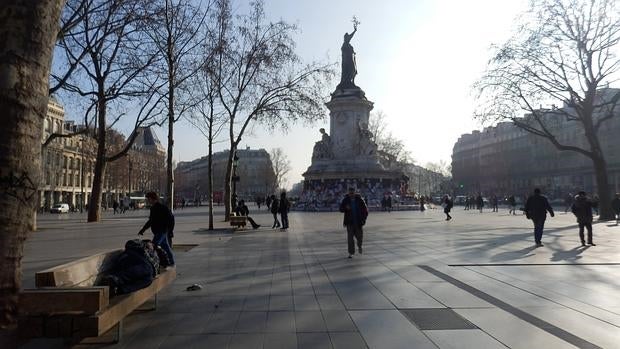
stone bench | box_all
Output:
[19,249,176,343]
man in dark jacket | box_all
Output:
[339,187,369,258]
[139,192,175,266]
[443,195,453,221]
[571,191,595,246]
[279,191,291,230]
[524,188,554,247]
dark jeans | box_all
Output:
[280,212,289,229]
[272,213,281,228]
[346,225,363,255]
[247,216,260,229]
[533,218,545,243]
[578,222,593,243]
[153,231,175,265]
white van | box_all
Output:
[50,203,70,213]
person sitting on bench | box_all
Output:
[235,200,261,229]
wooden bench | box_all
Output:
[19,249,176,343]
[230,215,247,228]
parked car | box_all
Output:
[50,203,70,213]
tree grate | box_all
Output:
[400,308,477,330]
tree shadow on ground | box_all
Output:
[490,244,538,262]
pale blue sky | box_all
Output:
[64,0,529,187]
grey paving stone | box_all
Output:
[295,295,321,310]
[159,334,231,349]
[228,333,264,349]
[235,311,267,333]
[243,294,270,311]
[295,311,328,332]
[203,311,241,334]
[322,310,358,332]
[413,281,493,308]
[266,311,297,332]
[263,333,298,349]
[171,312,214,334]
[329,332,368,349]
[455,308,579,349]
[316,295,346,310]
[426,329,508,348]
[297,332,333,349]
[349,310,438,349]
[270,295,295,310]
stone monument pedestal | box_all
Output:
[303,87,404,198]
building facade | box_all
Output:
[175,147,276,203]
[39,98,166,210]
[452,89,620,199]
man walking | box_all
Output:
[524,188,554,247]
[339,187,368,258]
[508,195,517,215]
[443,195,453,221]
[138,192,175,266]
[571,191,595,246]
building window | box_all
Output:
[63,174,67,187]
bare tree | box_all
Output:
[147,0,211,209]
[212,0,334,220]
[57,0,165,222]
[0,0,64,339]
[368,111,413,169]
[270,148,291,192]
[475,0,620,219]
[188,62,227,230]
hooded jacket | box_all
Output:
[571,195,593,224]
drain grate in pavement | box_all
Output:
[172,244,199,252]
[400,308,477,330]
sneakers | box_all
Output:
[535,242,544,247]
[348,255,353,259]
[581,241,586,247]
[588,242,596,246]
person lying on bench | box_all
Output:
[100,239,165,296]
[235,200,261,229]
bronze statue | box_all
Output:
[337,17,360,90]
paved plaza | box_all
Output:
[21,205,620,349]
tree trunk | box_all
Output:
[0,0,64,338]
[166,80,174,210]
[224,144,234,221]
[87,97,107,222]
[592,155,613,220]
[208,125,214,230]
